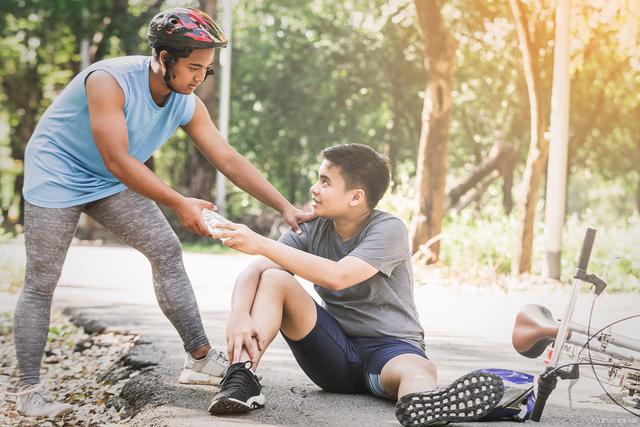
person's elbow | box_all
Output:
[321,271,354,291]
[102,152,130,180]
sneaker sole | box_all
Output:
[178,370,224,386]
[19,404,74,418]
[56,405,74,417]
[208,395,266,415]
[395,371,504,427]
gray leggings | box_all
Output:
[14,189,209,385]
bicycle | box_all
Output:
[511,227,640,422]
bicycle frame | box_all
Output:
[511,228,640,421]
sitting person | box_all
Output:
[207,144,504,426]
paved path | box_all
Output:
[1,243,638,425]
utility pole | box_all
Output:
[543,0,572,279]
[215,0,233,215]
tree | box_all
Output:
[509,0,553,274]
[410,0,457,260]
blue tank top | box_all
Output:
[23,56,196,208]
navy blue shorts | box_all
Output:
[282,302,427,399]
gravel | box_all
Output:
[1,308,139,426]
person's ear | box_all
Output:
[350,189,366,206]
[158,50,168,73]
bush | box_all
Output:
[379,171,639,292]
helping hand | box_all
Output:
[282,206,315,235]
[174,197,215,237]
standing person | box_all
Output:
[13,7,312,417]
[207,144,504,426]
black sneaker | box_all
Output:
[395,371,504,426]
[208,361,265,415]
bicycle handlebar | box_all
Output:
[530,227,597,422]
[577,227,597,272]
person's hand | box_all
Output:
[226,311,264,364]
[174,197,215,237]
[282,205,315,235]
[213,222,266,255]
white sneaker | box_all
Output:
[178,347,229,385]
[14,384,74,417]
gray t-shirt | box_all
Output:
[279,210,425,349]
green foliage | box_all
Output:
[0,0,637,285]
[182,240,234,254]
[380,166,639,292]
[0,311,12,336]
[225,0,423,203]
[0,255,24,293]
[47,323,73,341]
[561,214,639,292]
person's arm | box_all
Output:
[86,71,213,236]
[181,97,314,233]
[214,223,378,291]
[226,256,284,363]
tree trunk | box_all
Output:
[384,76,402,187]
[3,58,42,228]
[499,145,518,215]
[410,0,457,261]
[510,0,549,274]
[636,173,640,214]
[455,171,499,212]
[446,141,511,210]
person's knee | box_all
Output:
[383,355,437,384]
[141,229,182,261]
[421,359,437,379]
[403,359,437,385]
[258,268,296,291]
[24,253,64,294]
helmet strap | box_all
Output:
[162,54,178,93]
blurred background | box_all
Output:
[0,0,638,290]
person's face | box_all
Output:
[161,48,215,94]
[310,160,362,217]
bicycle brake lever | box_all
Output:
[567,378,579,409]
[554,364,580,409]
[574,271,608,295]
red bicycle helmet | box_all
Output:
[148,7,228,50]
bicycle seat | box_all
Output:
[512,304,570,358]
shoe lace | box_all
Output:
[221,361,256,390]
[213,348,228,364]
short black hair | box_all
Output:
[152,45,193,62]
[321,144,390,210]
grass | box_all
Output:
[434,208,640,292]
[379,172,640,293]
[181,240,235,254]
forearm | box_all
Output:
[222,155,291,214]
[107,155,183,208]
[258,239,342,289]
[230,267,262,315]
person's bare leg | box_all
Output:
[209,269,318,415]
[379,354,438,399]
[238,269,317,369]
[392,357,504,427]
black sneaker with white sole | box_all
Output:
[395,371,504,426]
[208,361,265,415]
